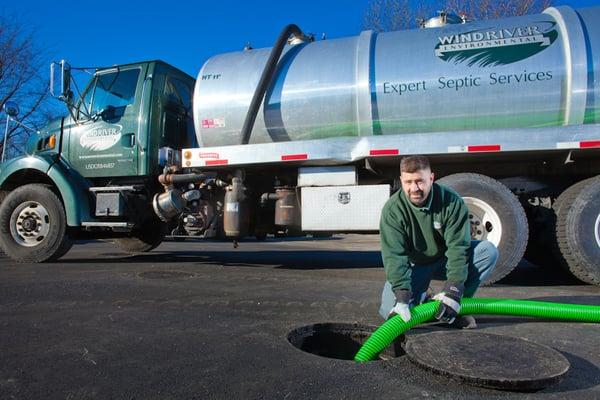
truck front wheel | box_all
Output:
[0,184,72,263]
[114,220,166,253]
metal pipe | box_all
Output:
[1,115,9,163]
[260,192,279,205]
[240,24,306,145]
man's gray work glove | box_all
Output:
[389,289,412,322]
[433,282,464,324]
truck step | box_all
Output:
[89,186,144,193]
[81,222,134,232]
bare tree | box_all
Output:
[364,0,553,31]
[444,0,553,21]
[0,14,53,160]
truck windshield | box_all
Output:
[81,68,140,117]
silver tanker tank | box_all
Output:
[193,6,600,147]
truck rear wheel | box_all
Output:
[114,220,166,253]
[554,176,600,285]
[0,184,72,263]
[540,179,589,272]
[437,173,528,284]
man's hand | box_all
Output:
[433,282,464,324]
[389,302,411,322]
[389,289,412,322]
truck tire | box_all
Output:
[554,176,600,285]
[114,220,166,253]
[0,191,7,255]
[0,184,72,263]
[437,173,528,285]
[541,179,589,272]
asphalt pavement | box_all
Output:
[1,235,599,399]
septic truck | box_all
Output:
[0,6,599,285]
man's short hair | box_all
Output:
[400,155,431,173]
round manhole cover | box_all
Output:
[404,331,570,391]
[138,270,195,280]
[287,323,403,361]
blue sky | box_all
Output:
[6,0,600,78]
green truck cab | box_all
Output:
[0,61,196,262]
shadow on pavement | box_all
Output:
[497,260,582,287]
[60,246,595,284]
[548,350,600,392]
[61,250,384,269]
[164,236,343,243]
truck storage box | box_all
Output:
[301,185,390,231]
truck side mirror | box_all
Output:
[3,101,20,117]
[50,60,73,105]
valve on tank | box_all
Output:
[419,11,467,28]
[260,187,301,230]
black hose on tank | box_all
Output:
[158,173,210,185]
[240,24,305,145]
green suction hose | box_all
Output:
[354,297,600,362]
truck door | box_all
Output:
[162,74,196,150]
[68,66,145,177]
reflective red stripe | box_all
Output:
[580,140,600,148]
[281,154,308,161]
[467,145,501,152]
[369,149,399,156]
[205,159,228,166]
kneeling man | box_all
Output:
[379,155,498,327]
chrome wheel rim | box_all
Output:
[9,201,50,247]
[463,197,502,246]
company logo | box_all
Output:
[337,192,351,205]
[435,22,558,67]
[80,125,122,151]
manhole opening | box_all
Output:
[138,270,195,279]
[287,323,404,361]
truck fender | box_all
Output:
[0,156,52,183]
[47,161,92,226]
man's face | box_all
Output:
[400,168,434,207]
